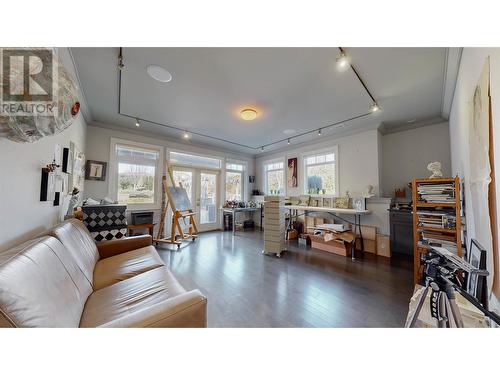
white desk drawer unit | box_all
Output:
[263,196,285,257]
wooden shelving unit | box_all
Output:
[412,176,462,284]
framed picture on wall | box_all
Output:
[85,160,107,181]
[287,157,298,188]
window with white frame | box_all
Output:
[264,161,284,195]
[110,140,162,207]
[225,162,245,201]
[169,151,221,169]
[304,148,338,195]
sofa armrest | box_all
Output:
[96,235,153,259]
[97,290,207,328]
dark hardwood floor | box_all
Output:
[155,230,414,327]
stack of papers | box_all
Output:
[417,211,456,229]
[417,183,455,203]
[418,230,457,253]
[315,223,348,232]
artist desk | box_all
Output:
[222,207,262,236]
[285,205,371,260]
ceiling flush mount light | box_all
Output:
[336,50,350,71]
[135,118,140,127]
[240,109,258,121]
[370,103,381,113]
[147,65,172,83]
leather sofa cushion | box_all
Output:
[98,290,207,328]
[49,219,100,285]
[80,267,186,327]
[93,245,164,290]
[0,237,91,327]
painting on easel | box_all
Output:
[155,162,199,249]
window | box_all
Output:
[225,162,245,201]
[264,161,284,195]
[304,149,337,195]
[169,151,221,169]
[109,139,163,208]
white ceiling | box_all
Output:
[70,47,448,155]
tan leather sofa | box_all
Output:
[0,219,207,328]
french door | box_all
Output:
[172,167,220,232]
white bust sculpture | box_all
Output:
[427,161,443,179]
[363,185,375,198]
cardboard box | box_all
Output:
[286,229,298,240]
[305,216,315,234]
[352,224,377,253]
[376,234,391,257]
[314,217,325,226]
[355,238,377,253]
[310,235,350,257]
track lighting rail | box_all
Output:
[117,47,379,152]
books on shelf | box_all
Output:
[417,183,455,203]
[416,210,456,229]
[418,230,457,254]
[413,177,462,284]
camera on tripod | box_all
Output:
[406,246,500,327]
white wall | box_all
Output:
[449,48,500,312]
[255,128,381,198]
[381,122,452,197]
[0,48,88,251]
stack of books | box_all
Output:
[417,211,456,229]
[418,230,457,253]
[417,183,455,203]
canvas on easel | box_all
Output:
[155,161,198,248]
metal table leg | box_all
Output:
[232,210,236,236]
[357,214,364,252]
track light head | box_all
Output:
[370,103,381,113]
[261,146,264,152]
[287,138,290,145]
[318,129,322,136]
[135,119,140,127]
[183,131,190,139]
[336,51,350,71]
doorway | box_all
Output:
[172,167,220,232]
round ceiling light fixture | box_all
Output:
[240,108,258,121]
[147,65,172,83]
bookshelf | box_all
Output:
[412,176,462,284]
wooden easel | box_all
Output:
[155,161,198,248]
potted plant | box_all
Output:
[307,175,323,195]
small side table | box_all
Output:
[128,223,155,237]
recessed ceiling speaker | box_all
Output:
[147,65,172,82]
